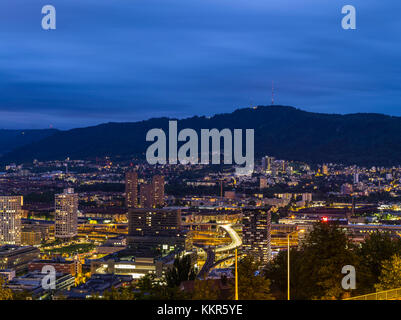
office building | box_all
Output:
[261,156,274,171]
[22,220,51,243]
[127,208,188,253]
[139,175,165,208]
[353,173,360,184]
[66,274,133,299]
[29,258,81,276]
[0,245,40,273]
[7,270,75,299]
[128,208,181,237]
[139,183,154,208]
[0,196,23,245]
[55,188,78,239]
[242,209,271,264]
[91,254,165,279]
[279,160,287,173]
[125,171,138,208]
[21,230,41,246]
[152,175,165,207]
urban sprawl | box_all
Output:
[1,156,401,300]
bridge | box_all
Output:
[215,224,242,253]
[344,287,401,300]
[197,247,216,279]
[196,224,242,278]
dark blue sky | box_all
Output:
[1,0,400,129]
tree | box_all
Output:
[232,255,274,300]
[165,255,196,288]
[12,290,32,300]
[191,280,219,300]
[102,285,135,300]
[264,248,305,300]
[375,254,401,292]
[357,231,401,292]
[134,273,162,299]
[134,273,188,300]
[300,222,362,299]
[0,278,13,300]
[265,222,364,300]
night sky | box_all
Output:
[0,0,400,129]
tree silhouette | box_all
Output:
[165,255,196,288]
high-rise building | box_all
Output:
[125,171,138,208]
[139,175,165,208]
[322,164,329,175]
[261,157,267,170]
[55,188,78,239]
[127,208,187,253]
[242,209,271,264]
[279,160,287,173]
[128,208,181,237]
[139,183,154,208]
[152,175,165,207]
[0,196,23,245]
[261,156,274,171]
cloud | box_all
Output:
[0,0,400,128]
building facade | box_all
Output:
[125,171,138,208]
[139,175,165,208]
[127,208,188,253]
[55,188,78,239]
[242,209,272,264]
[139,183,154,208]
[29,258,81,276]
[152,175,165,207]
[0,196,23,245]
[0,245,40,273]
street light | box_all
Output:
[287,228,305,300]
[235,248,238,300]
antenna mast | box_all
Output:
[271,81,274,105]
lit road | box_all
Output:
[215,224,242,253]
[196,224,241,278]
[197,247,215,279]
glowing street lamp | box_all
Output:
[235,248,238,300]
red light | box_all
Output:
[322,217,328,222]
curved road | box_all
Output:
[215,224,242,253]
[196,224,242,279]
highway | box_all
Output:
[197,247,215,279]
[196,224,242,278]
[215,224,242,253]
